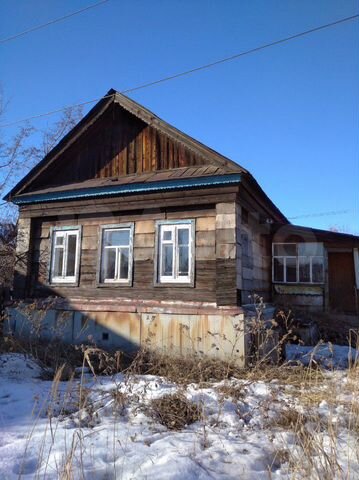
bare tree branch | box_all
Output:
[0,89,83,218]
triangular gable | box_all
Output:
[5,89,246,200]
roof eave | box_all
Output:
[11,173,242,206]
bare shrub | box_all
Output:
[149,392,202,430]
[0,335,82,374]
[127,348,244,385]
[0,333,130,379]
[81,346,127,376]
[110,389,128,415]
[0,222,16,289]
[246,295,292,366]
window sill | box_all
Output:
[96,282,133,288]
[273,282,324,286]
[154,281,195,288]
[49,282,79,287]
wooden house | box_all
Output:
[4,90,359,362]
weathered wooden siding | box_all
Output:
[238,211,272,304]
[28,208,218,304]
[13,217,33,298]
[19,187,238,219]
[273,284,325,311]
[271,226,359,314]
[215,202,241,306]
[235,185,274,304]
[27,105,208,192]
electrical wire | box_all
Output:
[0,0,110,45]
[0,13,358,128]
[288,209,351,220]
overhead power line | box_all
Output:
[0,0,110,45]
[288,209,351,220]
[0,13,358,128]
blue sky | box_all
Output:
[0,0,358,232]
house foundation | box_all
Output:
[5,298,247,366]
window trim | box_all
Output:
[49,226,82,286]
[272,242,324,285]
[96,223,134,287]
[154,219,195,287]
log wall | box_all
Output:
[26,207,220,304]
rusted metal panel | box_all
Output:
[88,311,141,348]
[140,312,245,363]
[7,303,246,365]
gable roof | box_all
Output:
[4,89,288,223]
[4,89,246,200]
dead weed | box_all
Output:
[148,392,202,430]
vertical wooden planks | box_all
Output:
[24,102,225,189]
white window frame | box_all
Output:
[49,226,82,285]
[272,242,324,284]
[97,223,134,286]
[155,220,195,285]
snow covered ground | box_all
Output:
[1,351,359,479]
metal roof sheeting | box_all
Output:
[13,173,242,205]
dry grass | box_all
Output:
[270,407,320,431]
[110,389,128,415]
[0,335,83,378]
[216,382,245,401]
[2,345,359,479]
[126,348,245,385]
[148,392,202,430]
[2,303,359,479]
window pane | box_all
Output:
[286,257,297,282]
[312,257,324,283]
[101,248,116,281]
[273,244,296,256]
[178,228,189,246]
[53,247,64,278]
[298,256,310,282]
[66,234,77,277]
[273,257,284,282]
[119,248,129,279]
[178,245,189,276]
[298,242,324,256]
[104,229,129,247]
[162,244,173,276]
[163,230,172,241]
[55,235,64,246]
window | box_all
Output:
[273,243,324,284]
[50,227,81,284]
[99,224,134,285]
[156,220,194,284]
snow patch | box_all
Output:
[286,343,359,369]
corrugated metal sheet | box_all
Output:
[12,173,242,205]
